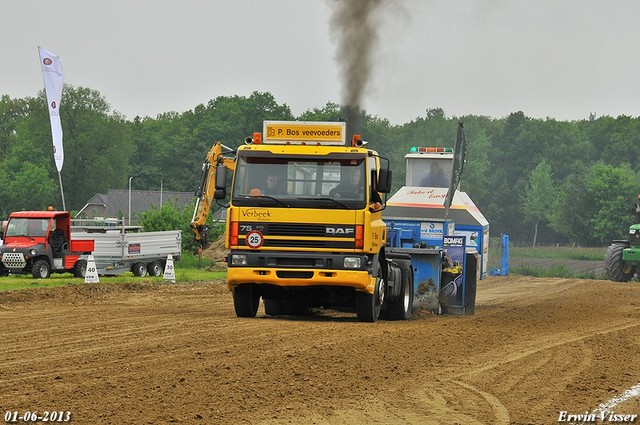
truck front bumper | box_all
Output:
[226,250,376,294]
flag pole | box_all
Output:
[39,47,66,210]
[57,170,66,211]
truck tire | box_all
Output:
[386,260,414,320]
[233,284,259,317]
[73,260,87,278]
[356,263,385,322]
[605,242,636,282]
[32,259,51,279]
[132,262,147,277]
[147,261,163,277]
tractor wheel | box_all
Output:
[386,260,414,320]
[356,263,385,322]
[73,259,87,278]
[233,284,259,317]
[604,242,636,282]
[32,259,51,279]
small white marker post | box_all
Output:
[163,254,176,283]
[84,255,99,284]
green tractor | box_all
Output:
[604,223,640,281]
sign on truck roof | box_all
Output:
[263,121,346,145]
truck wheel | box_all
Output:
[233,284,259,317]
[32,259,51,279]
[356,264,385,322]
[387,260,414,320]
[147,261,163,277]
[132,262,147,277]
[605,243,636,282]
[73,260,87,278]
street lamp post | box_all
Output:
[128,176,133,226]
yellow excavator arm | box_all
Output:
[191,142,236,250]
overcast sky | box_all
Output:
[3,0,640,124]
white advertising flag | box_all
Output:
[38,47,64,172]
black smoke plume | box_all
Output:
[329,0,385,139]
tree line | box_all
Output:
[1,86,639,247]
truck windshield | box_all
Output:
[232,152,368,210]
[5,218,50,237]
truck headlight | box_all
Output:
[30,249,37,256]
[343,257,362,269]
[230,254,248,266]
[630,229,637,235]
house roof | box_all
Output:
[84,193,108,207]
[105,189,194,218]
[77,189,195,220]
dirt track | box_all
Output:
[1,275,640,425]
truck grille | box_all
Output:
[267,223,326,237]
[237,222,356,249]
[2,252,26,268]
[259,239,354,249]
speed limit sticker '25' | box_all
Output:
[245,230,264,249]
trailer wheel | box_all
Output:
[386,260,414,320]
[132,262,147,277]
[356,263,385,322]
[233,284,259,317]
[147,261,163,277]
[32,259,51,279]
[605,242,636,282]
[73,260,87,278]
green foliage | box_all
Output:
[139,200,195,252]
[178,251,224,270]
[523,160,556,246]
[550,162,637,245]
[3,85,640,249]
[0,268,227,292]
[138,200,225,254]
[510,263,575,278]
[509,245,606,261]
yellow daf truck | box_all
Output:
[193,121,414,322]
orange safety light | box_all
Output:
[355,225,364,249]
[252,132,262,144]
[352,134,363,147]
[230,221,239,246]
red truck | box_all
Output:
[0,210,94,278]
